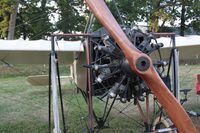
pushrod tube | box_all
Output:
[84,0,197,133]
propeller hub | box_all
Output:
[136,56,150,72]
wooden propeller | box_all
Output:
[84,0,197,133]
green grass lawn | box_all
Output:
[0,77,48,133]
[0,64,199,132]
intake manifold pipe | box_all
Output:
[84,0,197,133]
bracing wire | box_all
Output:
[112,0,124,25]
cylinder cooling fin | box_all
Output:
[81,26,177,132]
[90,27,165,102]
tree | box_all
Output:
[178,0,200,36]
[55,0,85,37]
[191,0,200,34]
[117,0,146,24]
[7,0,19,40]
[92,0,124,31]
[15,0,53,40]
[92,0,144,31]
[93,0,178,33]
[142,0,178,32]
[190,0,200,34]
[1,0,199,40]
[0,0,14,39]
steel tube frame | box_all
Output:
[50,36,61,133]
[51,33,94,132]
[153,33,180,99]
[50,31,182,132]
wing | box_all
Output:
[0,39,85,86]
[84,0,197,132]
[156,36,200,61]
[0,39,84,64]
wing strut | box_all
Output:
[48,36,67,133]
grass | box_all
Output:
[179,64,200,89]
[178,64,200,131]
[0,77,48,133]
[0,64,69,78]
[0,64,200,132]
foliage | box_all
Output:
[187,0,200,34]
[1,0,86,40]
[175,0,200,36]
[15,0,53,40]
[0,0,15,39]
[93,0,178,32]
[92,0,143,31]
[92,1,120,31]
[0,0,200,39]
[190,20,200,34]
[55,0,86,37]
[93,0,200,34]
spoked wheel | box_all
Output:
[136,92,177,133]
[152,117,176,133]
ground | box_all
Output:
[0,64,199,132]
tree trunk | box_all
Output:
[149,16,159,32]
[180,3,186,36]
[149,0,161,32]
[41,0,47,39]
[7,0,19,40]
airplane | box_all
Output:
[0,34,199,86]
[0,32,199,133]
[0,0,199,133]
[0,29,199,133]
[0,29,199,132]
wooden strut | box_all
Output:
[84,0,197,133]
[85,37,94,132]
